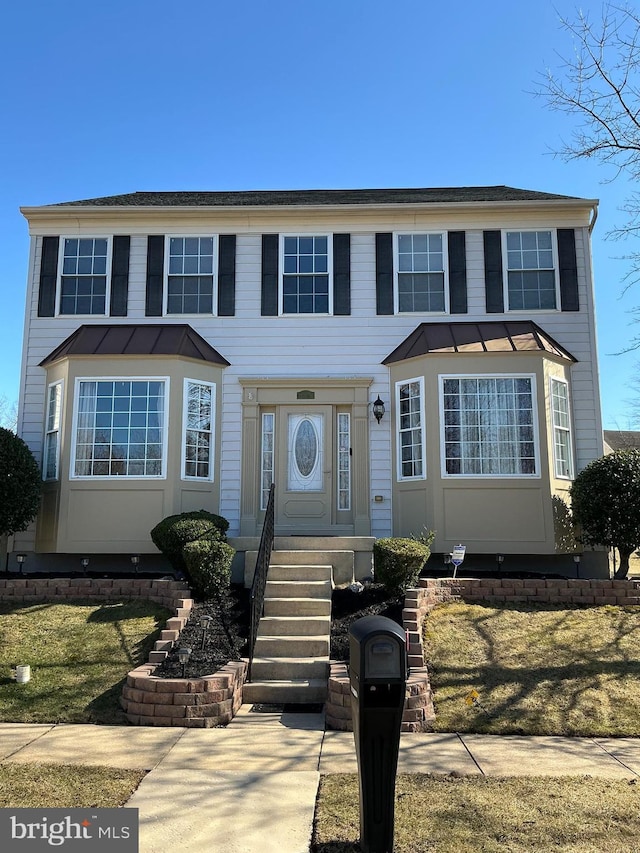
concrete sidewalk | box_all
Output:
[3,709,640,852]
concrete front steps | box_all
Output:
[243,563,332,705]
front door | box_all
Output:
[276,406,333,533]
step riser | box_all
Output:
[250,660,329,681]
[254,637,329,657]
[263,598,331,617]
[268,565,332,581]
[243,682,327,704]
[265,580,331,599]
[257,616,330,637]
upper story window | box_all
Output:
[504,231,557,310]
[395,232,447,313]
[550,377,574,479]
[281,235,331,314]
[396,378,426,480]
[59,238,109,315]
[72,378,166,478]
[441,375,538,477]
[166,237,216,314]
[43,381,62,481]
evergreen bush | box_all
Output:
[150,510,229,576]
[373,536,432,593]
[183,538,235,600]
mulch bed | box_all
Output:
[330,583,403,661]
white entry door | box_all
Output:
[276,406,333,532]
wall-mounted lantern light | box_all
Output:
[372,396,385,424]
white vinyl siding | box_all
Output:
[551,377,574,479]
[441,375,539,477]
[396,378,426,480]
[43,381,62,481]
[182,380,215,480]
[71,378,167,479]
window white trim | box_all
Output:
[260,412,275,511]
[395,377,426,481]
[164,235,218,316]
[279,233,333,315]
[550,376,574,480]
[502,229,560,312]
[393,231,449,314]
[181,379,215,481]
[70,376,169,480]
[56,236,112,317]
[43,380,63,481]
[439,373,541,478]
[337,412,351,511]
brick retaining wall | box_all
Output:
[0,577,191,612]
[326,576,640,733]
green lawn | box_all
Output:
[0,600,170,724]
[0,763,146,808]
[313,774,640,853]
[423,602,640,736]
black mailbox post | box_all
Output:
[349,615,407,853]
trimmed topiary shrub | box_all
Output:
[0,428,41,537]
[373,537,432,594]
[150,510,230,577]
[183,538,235,600]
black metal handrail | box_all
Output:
[248,483,275,681]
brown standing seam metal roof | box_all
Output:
[382,321,577,365]
[39,325,231,367]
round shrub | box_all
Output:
[373,537,431,593]
[150,510,230,576]
[183,538,235,600]
[0,428,41,537]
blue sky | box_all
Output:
[1,0,638,428]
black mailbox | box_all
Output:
[349,615,407,853]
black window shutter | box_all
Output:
[261,234,279,316]
[38,236,59,317]
[145,235,164,317]
[483,230,504,313]
[333,233,351,315]
[376,233,394,315]
[558,228,579,311]
[218,234,236,317]
[110,236,130,317]
[448,231,467,314]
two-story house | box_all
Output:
[15,187,606,578]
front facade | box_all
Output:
[15,187,605,574]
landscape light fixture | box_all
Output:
[372,396,385,424]
[496,554,504,573]
[573,554,581,578]
[178,646,192,678]
[130,555,140,574]
[81,557,90,575]
[199,615,213,649]
[15,554,26,575]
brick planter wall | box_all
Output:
[0,577,191,611]
[326,576,640,733]
[122,660,247,728]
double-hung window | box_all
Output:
[550,377,574,479]
[281,235,331,314]
[167,237,215,314]
[43,382,62,481]
[59,238,109,315]
[442,376,538,476]
[396,378,426,480]
[183,380,215,480]
[72,379,166,478]
[505,231,557,310]
[396,233,447,312]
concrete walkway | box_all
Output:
[3,709,640,852]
